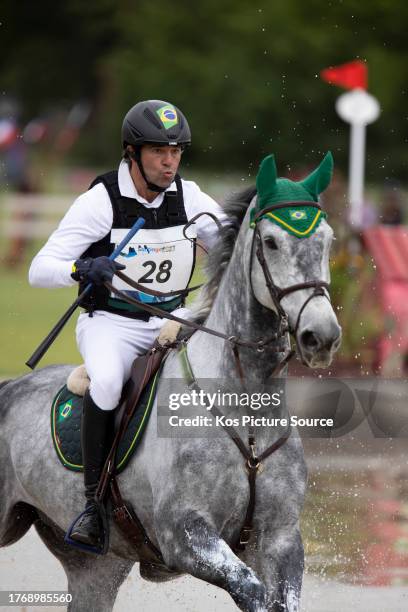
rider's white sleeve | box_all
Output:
[28,183,113,288]
[182,181,227,250]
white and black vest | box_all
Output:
[78,170,196,319]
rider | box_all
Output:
[29,99,226,548]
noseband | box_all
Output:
[250,201,331,363]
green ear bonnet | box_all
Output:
[250,152,333,238]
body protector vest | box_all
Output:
[78,170,197,319]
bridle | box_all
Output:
[249,200,331,367]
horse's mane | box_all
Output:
[188,185,257,325]
[0,380,11,392]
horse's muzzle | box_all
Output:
[298,322,342,368]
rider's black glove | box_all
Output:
[71,256,126,286]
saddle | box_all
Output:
[53,321,181,476]
[52,364,161,474]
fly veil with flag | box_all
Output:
[248,150,334,359]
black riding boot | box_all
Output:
[70,390,113,547]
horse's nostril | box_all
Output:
[326,326,342,351]
[300,330,320,350]
[332,335,341,351]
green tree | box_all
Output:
[2,0,408,178]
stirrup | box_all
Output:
[64,502,109,555]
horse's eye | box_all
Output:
[264,237,278,250]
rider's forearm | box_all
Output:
[28,254,77,288]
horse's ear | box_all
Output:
[299,151,333,198]
[256,154,278,197]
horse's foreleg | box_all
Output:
[65,554,133,612]
[157,511,268,612]
[243,528,304,612]
[35,518,133,612]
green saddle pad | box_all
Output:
[51,370,160,474]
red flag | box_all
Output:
[321,60,367,90]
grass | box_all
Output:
[0,267,81,378]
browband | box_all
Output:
[251,201,323,225]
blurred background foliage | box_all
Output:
[1,0,408,177]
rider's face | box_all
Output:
[140,144,182,189]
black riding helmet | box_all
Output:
[122,100,191,192]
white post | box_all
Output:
[349,122,366,227]
[335,89,380,229]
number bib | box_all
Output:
[110,225,196,304]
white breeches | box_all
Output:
[76,307,189,410]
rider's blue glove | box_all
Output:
[71,256,126,286]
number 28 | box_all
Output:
[138,260,172,284]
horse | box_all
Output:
[0,152,341,611]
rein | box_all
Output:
[105,280,289,381]
[104,280,288,354]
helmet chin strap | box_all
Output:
[132,149,166,193]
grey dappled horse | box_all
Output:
[0,182,341,611]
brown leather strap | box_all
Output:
[231,343,245,384]
[233,430,290,552]
[104,281,287,353]
[290,284,330,337]
[258,431,290,462]
[253,226,287,320]
[96,342,169,503]
[277,280,329,301]
[235,464,257,549]
[110,477,165,565]
[114,270,202,299]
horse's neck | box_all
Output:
[188,232,282,383]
